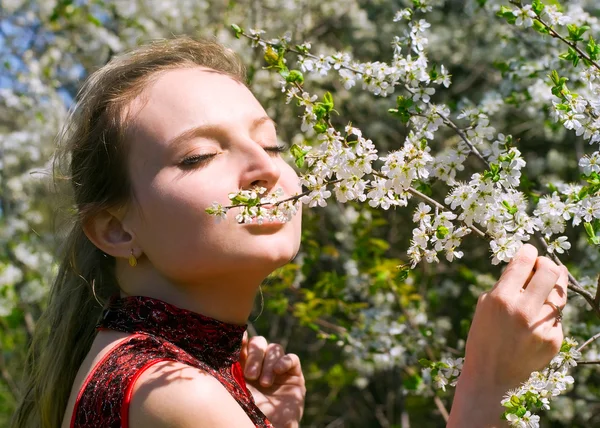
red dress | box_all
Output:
[70,295,273,427]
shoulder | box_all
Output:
[127,360,255,428]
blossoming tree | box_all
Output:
[3,0,600,426]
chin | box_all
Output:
[237,236,300,269]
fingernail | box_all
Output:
[261,375,272,386]
[246,366,257,378]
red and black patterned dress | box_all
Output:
[70,295,273,428]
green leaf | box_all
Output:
[286,69,304,84]
[87,14,102,27]
[403,373,423,390]
[587,36,599,60]
[290,143,308,168]
[493,61,510,74]
[584,222,596,240]
[290,143,303,158]
[230,23,243,39]
[307,323,320,332]
[567,24,589,42]
[532,0,544,15]
[560,339,573,353]
[369,238,390,251]
[510,394,521,406]
[397,267,410,282]
[278,67,290,80]
[323,91,334,112]
[501,200,518,215]
[558,47,580,67]
[295,44,309,54]
[313,122,327,133]
[496,6,517,24]
[418,358,433,367]
[415,181,432,196]
[313,104,327,120]
[532,19,548,34]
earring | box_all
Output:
[128,249,137,267]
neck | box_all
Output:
[116,260,269,325]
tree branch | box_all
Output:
[577,331,600,353]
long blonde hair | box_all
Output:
[11,37,246,428]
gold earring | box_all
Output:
[128,249,137,267]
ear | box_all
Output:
[83,208,136,260]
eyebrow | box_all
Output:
[167,115,277,148]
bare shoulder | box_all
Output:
[128,360,255,428]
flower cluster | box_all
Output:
[501,338,581,427]
[218,1,600,423]
[8,0,600,424]
[206,186,301,225]
[421,356,464,392]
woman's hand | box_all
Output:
[240,334,306,428]
[448,244,568,427]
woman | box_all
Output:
[12,37,568,427]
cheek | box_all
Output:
[281,163,302,194]
[132,178,217,248]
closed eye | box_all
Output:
[265,144,289,156]
[180,153,216,167]
[180,144,288,168]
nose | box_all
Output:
[238,141,281,192]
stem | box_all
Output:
[433,396,450,422]
[390,279,450,422]
[577,331,600,353]
[241,26,600,317]
[439,112,599,316]
[406,186,486,238]
[533,15,600,74]
[223,180,342,210]
[595,274,600,307]
[540,240,600,317]
[438,115,490,168]
[576,360,600,365]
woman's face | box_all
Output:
[123,67,302,285]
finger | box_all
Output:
[536,303,565,353]
[546,266,568,308]
[523,257,561,309]
[273,353,302,377]
[244,336,268,380]
[523,268,535,290]
[493,244,538,294]
[240,331,249,365]
[536,267,568,335]
[259,344,285,387]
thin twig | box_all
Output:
[576,360,600,365]
[540,240,600,317]
[406,186,486,238]
[389,279,450,422]
[577,331,600,353]
[242,27,600,317]
[433,396,450,422]
[0,348,18,398]
[534,16,600,73]
[438,115,490,168]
